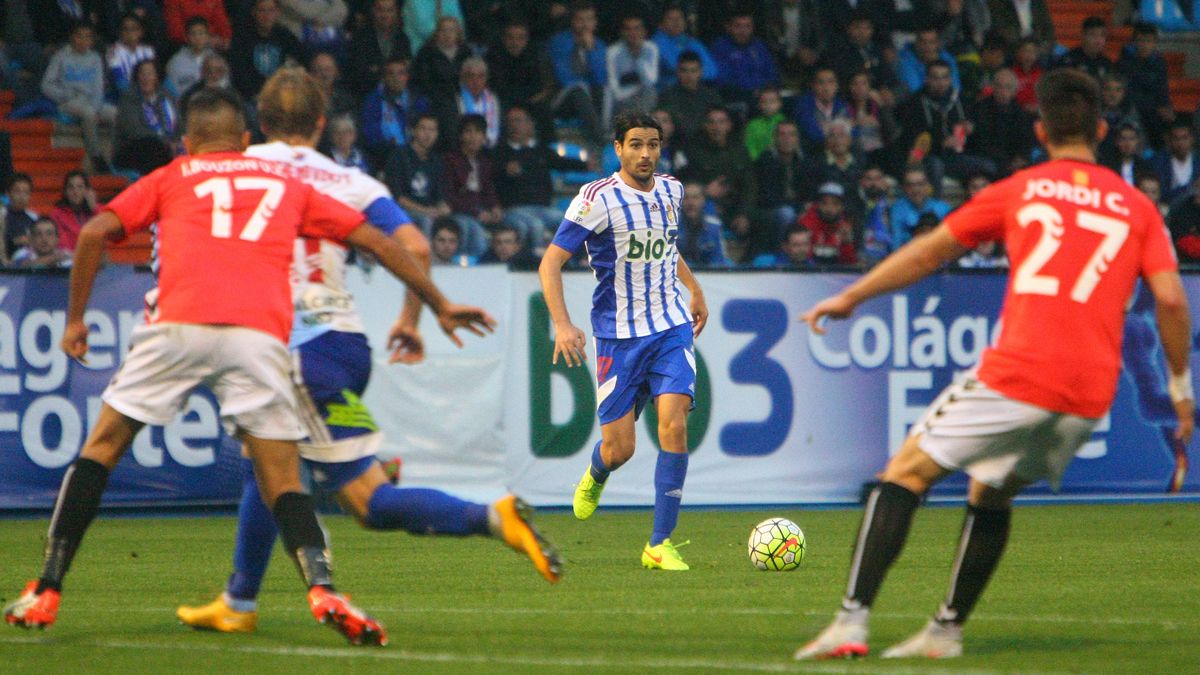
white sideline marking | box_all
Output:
[78,605,1192,629]
[0,635,1040,674]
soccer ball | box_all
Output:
[748,517,806,571]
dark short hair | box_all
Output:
[8,172,32,190]
[927,58,952,73]
[458,114,488,136]
[1132,21,1159,38]
[677,50,702,66]
[492,223,520,240]
[847,10,873,25]
[383,54,411,69]
[185,16,210,31]
[432,216,461,238]
[568,0,594,17]
[1035,69,1102,146]
[612,110,663,144]
[33,216,58,234]
[1082,16,1106,32]
[1169,118,1194,134]
[69,20,94,36]
[185,86,248,138]
[408,112,439,129]
[981,33,1006,52]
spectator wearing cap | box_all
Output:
[890,166,950,247]
[676,181,729,267]
[652,6,719,89]
[799,182,857,266]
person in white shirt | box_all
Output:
[165,17,214,97]
[604,15,658,130]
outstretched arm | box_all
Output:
[63,212,125,360]
[538,243,587,366]
[345,223,495,347]
[1145,269,1195,444]
[800,224,967,333]
[388,224,432,363]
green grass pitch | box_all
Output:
[1,503,1197,673]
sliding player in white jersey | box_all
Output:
[176,70,562,635]
[539,111,708,571]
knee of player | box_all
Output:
[656,416,688,448]
[603,438,636,468]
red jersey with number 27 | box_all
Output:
[944,159,1177,418]
[103,152,365,344]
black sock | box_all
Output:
[38,458,110,593]
[843,481,921,610]
[935,504,1011,626]
[271,492,334,590]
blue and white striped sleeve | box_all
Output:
[550,187,608,254]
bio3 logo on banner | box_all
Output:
[0,300,223,469]
[526,292,798,458]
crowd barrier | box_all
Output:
[1,265,1196,509]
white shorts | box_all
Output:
[911,374,1100,490]
[103,323,305,441]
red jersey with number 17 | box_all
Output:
[944,159,1177,418]
[103,152,365,344]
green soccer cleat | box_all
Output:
[641,539,690,571]
[572,468,606,520]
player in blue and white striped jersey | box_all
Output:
[540,111,709,571]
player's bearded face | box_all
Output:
[618,129,661,183]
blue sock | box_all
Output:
[227,458,278,602]
[650,451,688,546]
[365,485,489,535]
[589,440,610,484]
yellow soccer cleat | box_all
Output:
[176,594,257,633]
[492,495,564,583]
[572,468,606,520]
[641,539,690,571]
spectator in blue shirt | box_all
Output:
[752,226,813,268]
[890,166,950,247]
[547,1,607,143]
[897,27,961,97]
[360,55,431,170]
[676,181,729,267]
[709,12,779,114]
[794,66,851,154]
[653,5,718,89]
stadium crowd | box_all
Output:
[1,0,1200,270]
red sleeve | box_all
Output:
[942,180,1009,249]
[1140,201,1179,277]
[300,186,366,241]
[101,169,163,238]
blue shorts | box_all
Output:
[594,322,696,425]
[305,455,377,492]
[293,331,378,444]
